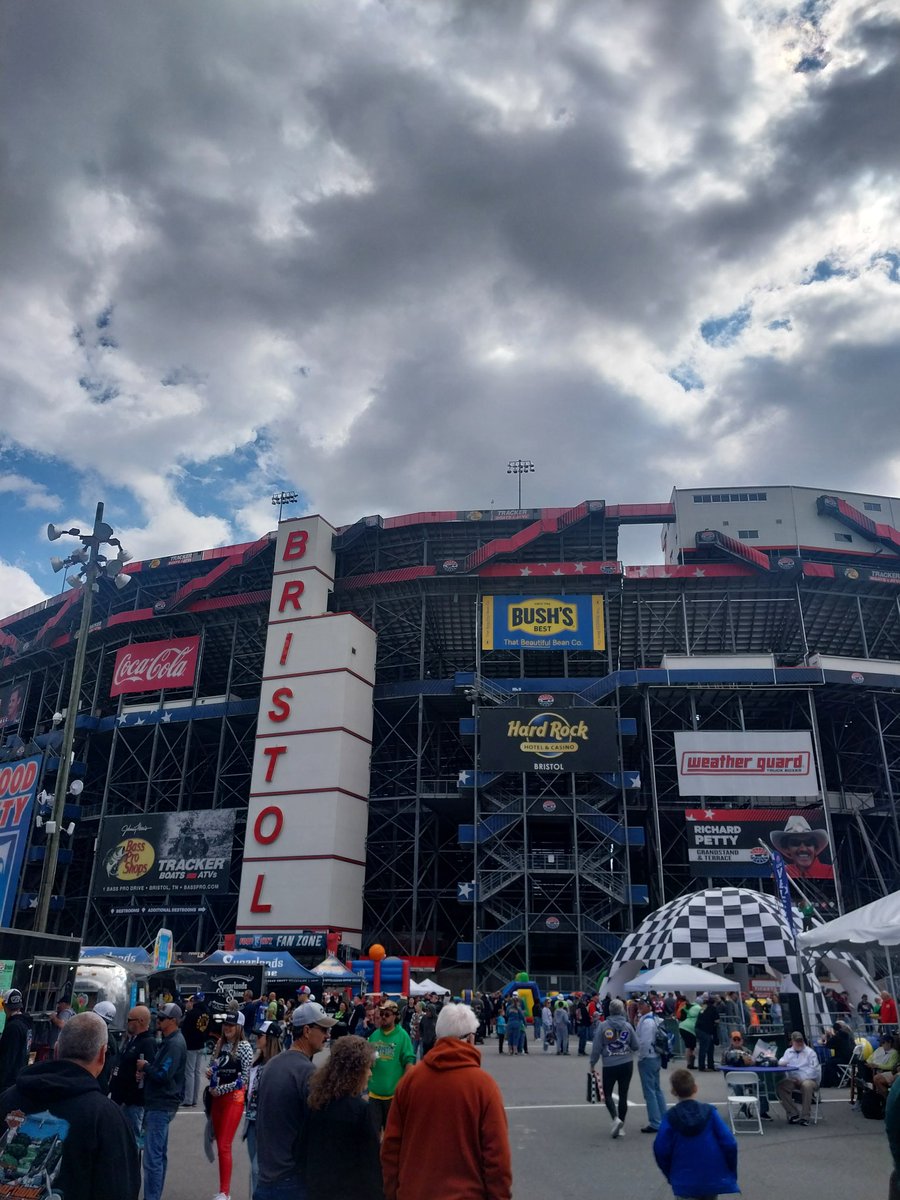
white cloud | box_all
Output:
[0,563,48,617]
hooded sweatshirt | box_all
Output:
[0,1011,33,1090]
[0,1057,140,1200]
[653,1099,739,1197]
[590,1014,638,1068]
[381,1038,512,1200]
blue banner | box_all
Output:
[0,755,41,926]
[482,595,605,651]
[770,847,797,939]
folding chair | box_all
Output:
[790,1081,822,1125]
[725,1071,764,1135]
[836,1044,863,1089]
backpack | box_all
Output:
[652,1018,673,1061]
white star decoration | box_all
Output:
[574,563,585,573]
[703,808,715,819]
[458,882,473,900]
[117,714,128,725]
[162,712,172,723]
[520,567,532,576]
[552,569,563,575]
[693,568,706,577]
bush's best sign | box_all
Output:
[673,731,819,797]
[110,636,200,697]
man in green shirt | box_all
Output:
[368,999,416,1133]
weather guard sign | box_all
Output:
[482,595,605,651]
[673,731,818,797]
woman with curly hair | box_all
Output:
[301,1035,385,1200]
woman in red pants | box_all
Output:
[206,1011,253,1200]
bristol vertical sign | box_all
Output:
[236,517,376,940]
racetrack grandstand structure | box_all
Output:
[3,486,900,989]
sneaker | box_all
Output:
[640,1125,658,1133]
[618,1125,626,1138]
[788,1115,800,1124]
[799,1119,810,1126]
[610,1117,623,1138]
[761,1113,773,1121]
[212,1194,230,1200]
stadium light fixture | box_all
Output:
[506,459,535,509]
[35,502,131,933]
[271,490,299,522]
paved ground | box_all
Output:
[161,1040,893,1200]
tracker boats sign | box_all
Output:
[110,636,200,697]
[673,731,819,797]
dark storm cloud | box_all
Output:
[0,0,899,585]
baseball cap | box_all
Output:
[94,1001,117,1024]
[292,1001,336,1029]
[2,989,22,1011]
[223,1011,245,1028]
[258,1020,284,1039]
[157,1003,183,1022]
[379,999,399,1012]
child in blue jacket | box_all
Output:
[653,1067,739,1199]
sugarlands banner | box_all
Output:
[95,809,237,895]
[685,807,834,880]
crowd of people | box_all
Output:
[1,978,899,1200]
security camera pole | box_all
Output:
[35,503,128,932]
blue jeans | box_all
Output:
[121,1103,144,1148]
[638,1056,668,1129]
[246,1120,259,1196]
[254,1176,307,1200]
[143,1108,175,1200]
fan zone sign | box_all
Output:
[482,595,605,651]
[0,755,40,925]
[674,732,818,797]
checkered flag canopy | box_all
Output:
[607,887,870,1025]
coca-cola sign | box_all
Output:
[110,636,200,697]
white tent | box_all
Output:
[797,890,900,951]
[409,977,450,996]
[623,961,735,993]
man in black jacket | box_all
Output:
[180,992,211,1107]
[110,1004,157,1147]
[0,1010,139,1200]
[0,988,33,1090]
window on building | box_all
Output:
[864,502,882,511]
[835,533,852,542]
[738,530,759,539]
[722,521,729,526]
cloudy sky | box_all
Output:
[1,0,899,616]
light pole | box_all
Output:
[506,459,535,509]
[36,504,131,932]
[271,490,299,523]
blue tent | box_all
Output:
[80,946,152,965]
[200,950,318,981]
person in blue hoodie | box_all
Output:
[653,1067,739,1200]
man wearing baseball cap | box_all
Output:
[138,1003,187,1200]
[368,998,416,1134]
[0,988,32,1090]
[254,1000,335,1199]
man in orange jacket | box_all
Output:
[381,1002,512,1200]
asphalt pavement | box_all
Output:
[161,1039,893,1200]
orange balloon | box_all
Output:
[368,944,386,962]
